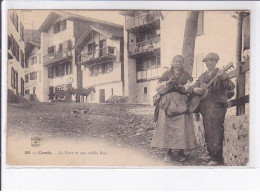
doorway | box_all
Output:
[99,89,105,103]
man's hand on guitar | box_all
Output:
[220,73,229,80]
[193,87,204,95]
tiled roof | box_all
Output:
[38,10,123,32]
[74,25,123,48]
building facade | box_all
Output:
[24,41,43,101]
[8,10,25,97]
[120,10,248,104]
[37,11,124,102]
[75,25,124,103]
[120,11,162,104]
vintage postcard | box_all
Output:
[5,9,250,167]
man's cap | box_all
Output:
[202,52,220,62]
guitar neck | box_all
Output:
[205,72,220,89]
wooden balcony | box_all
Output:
[43,48,72,66]
[128,37,160,58]
[78,46,116,66]
[126,11,160,32]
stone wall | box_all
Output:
[193,114,249,166]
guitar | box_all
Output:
[188,62,234,113]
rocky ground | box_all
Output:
[6,101,249,166]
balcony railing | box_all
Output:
[43,48,72,66]
[129,37,160,56]
[78,46,116,65]
[126,11,161,30]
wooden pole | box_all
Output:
[236,12,246,116]
[182,11,200,75]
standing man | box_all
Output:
[189,52,235,166]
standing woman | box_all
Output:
[151,55,196,163]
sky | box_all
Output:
[21,10,125,30]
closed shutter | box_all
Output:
[48,67,53,78]
[63,40,68,49]
[11,68,14,88]
[15,72,18,93]
[68,40,72,49]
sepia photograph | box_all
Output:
[5,9,250,167]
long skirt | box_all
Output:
[151,109,196,149]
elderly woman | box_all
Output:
[151,55,196,162]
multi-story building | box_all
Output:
[8,10,25,97]
[120,11,162,103]
[24,35,43,101]
[38,11,124,102]
[75,25,124,103]
[121,11,250,104]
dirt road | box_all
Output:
[6,101,210,166]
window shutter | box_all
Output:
[67,39,72,49]
[59,43,63,51]
[11,68,14,88]
[48,67,53,78]
[38,54,41,64]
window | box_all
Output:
[144,87,148,94]
[136,56,160,81]
[48,46,55,54]
[25,74,29,83]
[25,89,30,95]
[53,20,66,33]
[30,72,37,80]
[197,11,204,36]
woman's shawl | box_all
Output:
[159,67,193,91]
[154,67,193,122]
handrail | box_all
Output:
[78,46,116,63]
[126,11,160,29]
[44,47,71,58]
[129,37,160,47]
[129,37,160,54]
[126,11,159,22]
[43,48,72,64]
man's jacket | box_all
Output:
[188,68,235,104]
